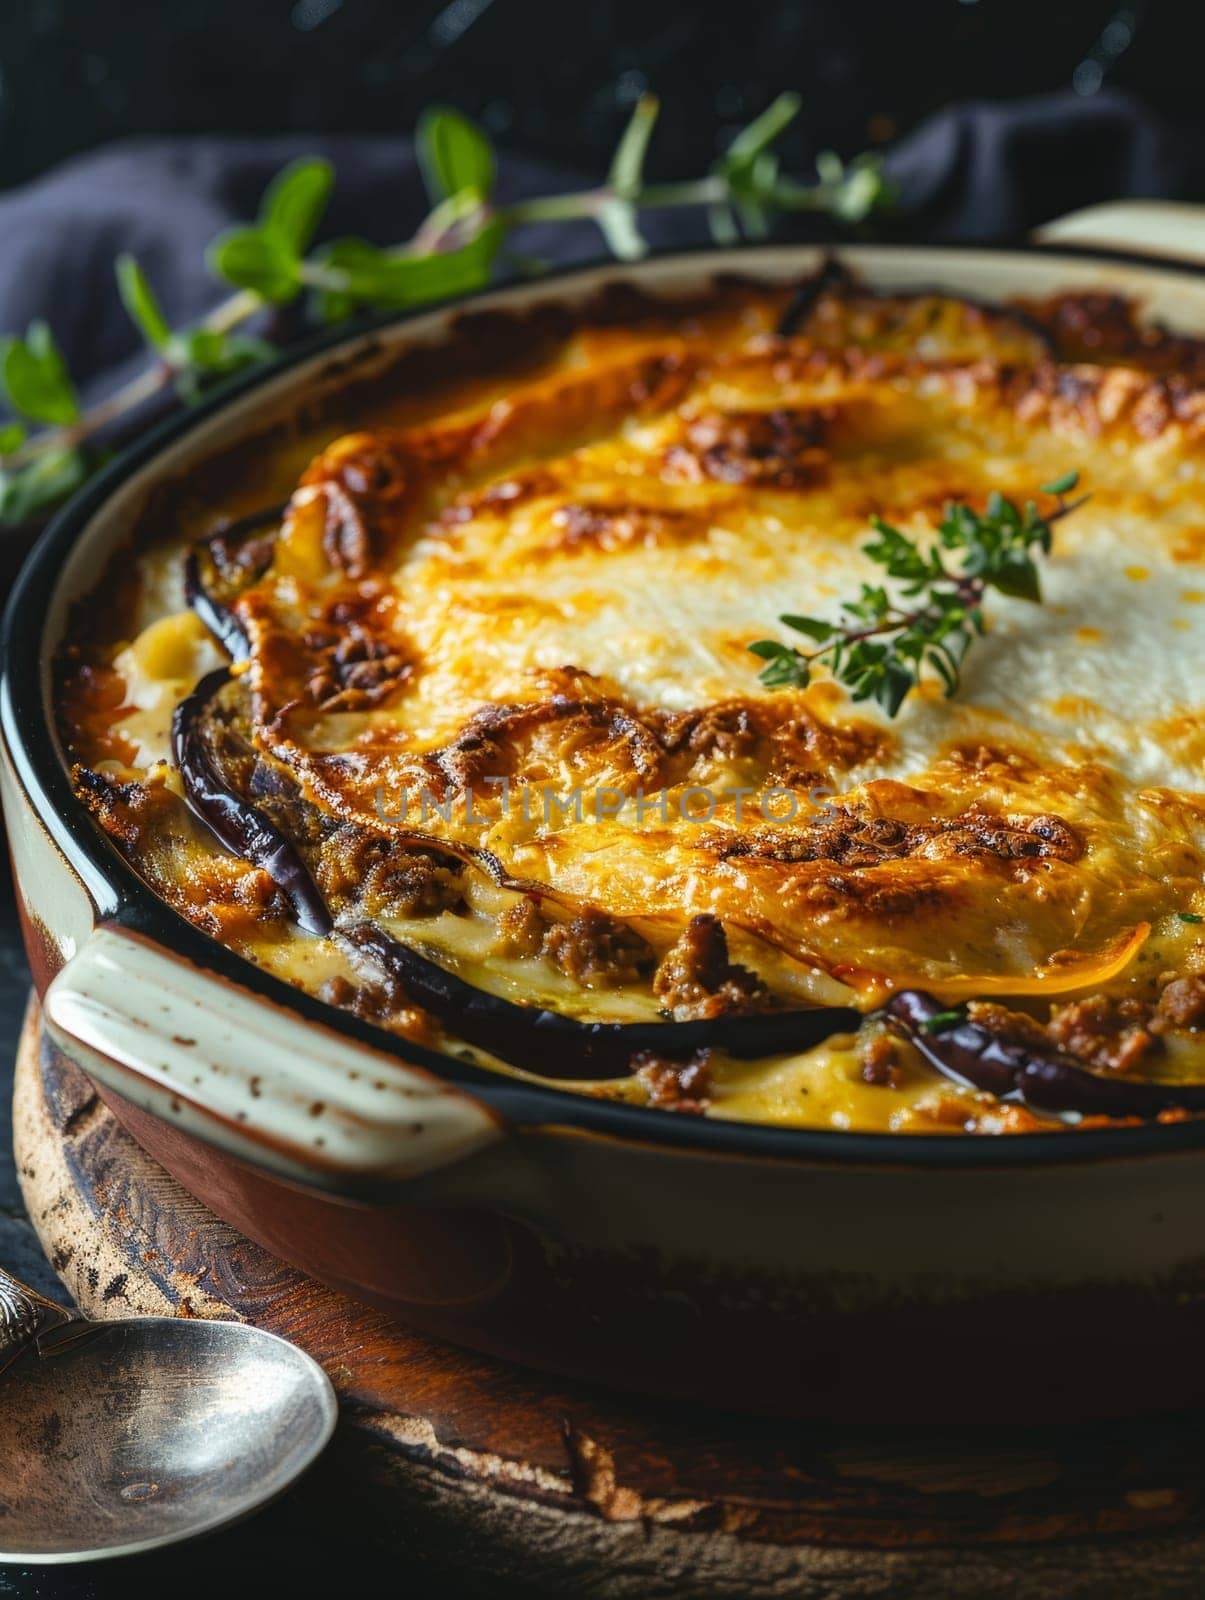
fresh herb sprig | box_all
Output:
[749,473,1087,717]
[0,93,890,527]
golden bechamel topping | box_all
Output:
[60,272,1205,1133]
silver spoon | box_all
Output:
[0,1264,337,1563]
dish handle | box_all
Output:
[41,924,506,1194]
[1033,200,1205,265]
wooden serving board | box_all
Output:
[13,992,1205,1598]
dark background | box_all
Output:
[0,0,1201,195]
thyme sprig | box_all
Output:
[0,93,890,527]
[749,473,1087,717]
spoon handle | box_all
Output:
[0,1268,75,1378]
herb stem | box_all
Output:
[202,288,261,336]
[625,177,729,208]
[794,585,984,662]
[495,190,607,225]
[5,361,172,467]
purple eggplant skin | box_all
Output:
[171,666,333,938]
[343,921,862,1081]
[776,257,853,337]
[210,500,289,542]
[886,990,1205,1120]
[184,500,287,663]
[183,551,252,664]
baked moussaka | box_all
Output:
[58,265,1205,1133]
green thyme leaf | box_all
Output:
[749,639,810,687]
[417,108,496,204]
[1178,912,1204,924]
[115,254,172,352]
[989,553,1042,603]
[920,1009,964,1033]
[780,614,835,642]
[864,517,944,589]
[1041,470,1080,496]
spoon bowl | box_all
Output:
[0,1310,337,1563]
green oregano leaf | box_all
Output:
[416,108,496,203]
[207,227,301,303]
[205,156,334,304]
[0,322,80,425]
[261,157,335,256]
[168,328,275,403]
[721,92,802,177]
[115,254,172,352]
[312,221,504,321]
[0,445,90,525]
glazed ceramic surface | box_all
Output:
[7,219,1205,1419]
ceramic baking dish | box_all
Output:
[6,209,1205,1421]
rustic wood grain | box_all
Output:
[14,992,1205,1597]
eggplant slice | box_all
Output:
[342,921,860,1080]
[887,990,1205,1119]
[776,257,856,337]
[183,501,286,664]
[172,667,333,937]
[183,553,253,664]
